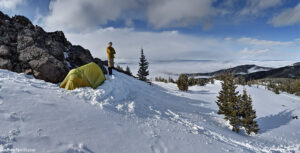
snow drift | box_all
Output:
[0,69,299,153]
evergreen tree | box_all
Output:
[177,74,189,91]
[240,89,259,135]
[137,48,149,81]
[168,77,175,83]
[188,77,197,86]
[125,66,132,76]
[116,65,124,71]
[226,71,242,133]
[285,80,293,94]
[293,79,300,93]
[216,71,242,133]
[216,72,229,116]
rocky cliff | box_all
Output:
[0,11,106,83]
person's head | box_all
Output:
[108,42,113,47]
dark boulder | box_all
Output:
[0,45,10,57]
[0,11,107,83]
[67,45,94,67]
[28,55,69,83]
[94,58,107,74]
[0,58,13,70]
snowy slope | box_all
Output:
[0,69,299,153]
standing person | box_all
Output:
[107,42,116,75]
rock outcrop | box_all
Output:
[0,11,106,83]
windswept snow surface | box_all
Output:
[0,69,299,153]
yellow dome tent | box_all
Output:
[60,62,106,90]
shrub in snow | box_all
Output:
[177,74,189,91]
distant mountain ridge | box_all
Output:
[185,63,300,80]
[242,63,300,81]
[185,64,273,77]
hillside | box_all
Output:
[185,64,273,77]
[0,69,299,152]
[185,63,300,81]
[242,64,300,81]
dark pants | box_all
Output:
[108,67,112,75]
[108,58,114,75]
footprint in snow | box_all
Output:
[0,129,21,152]
[6,112,23,122]
[151,136,168,153]
[65,143,94,153]
[37,128,43,136]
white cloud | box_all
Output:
[65,27,237,61]
[0,0,26,10]
[239,0,283,16]
[41,0,292,32]
[271,3,300,27]
[42,0,219,31]
[146,0,216,29]
[240,48,270,55]
[44,0,139,32]
[225,37,232,41]
[36,0,300,62]
[237,37,292,46]
[62,27,300,62]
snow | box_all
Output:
[247,66,270,74]
[0,69,299,152]
[63,52,72,68]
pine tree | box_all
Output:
[240,89,259,135]
[125,66,132,76]
[168,77,175,83]
[226,71,242,133]
[177,74,189,91]
[216,72,229,115]
[137,48,149,81]
[216,71,242,133]
[293,79,300,94]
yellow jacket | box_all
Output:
[107,46,116,59]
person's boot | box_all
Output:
[108,67,112,75]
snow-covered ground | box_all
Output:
[0,69,299,153]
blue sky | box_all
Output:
[1,0,300,61]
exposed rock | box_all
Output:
[0,11,106,83]
[24,69,33,75]
[0,58,13,70]
[0,45,10,56]
[28,55,69,83]
[67,45,94,67]
[94,58,107,74]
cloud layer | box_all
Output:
[64,27,300,61]
[146,0,215,29]
[28,0,300,62]
[41,0,298,32]
[271,3,300,27]
[0,0,26,10]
